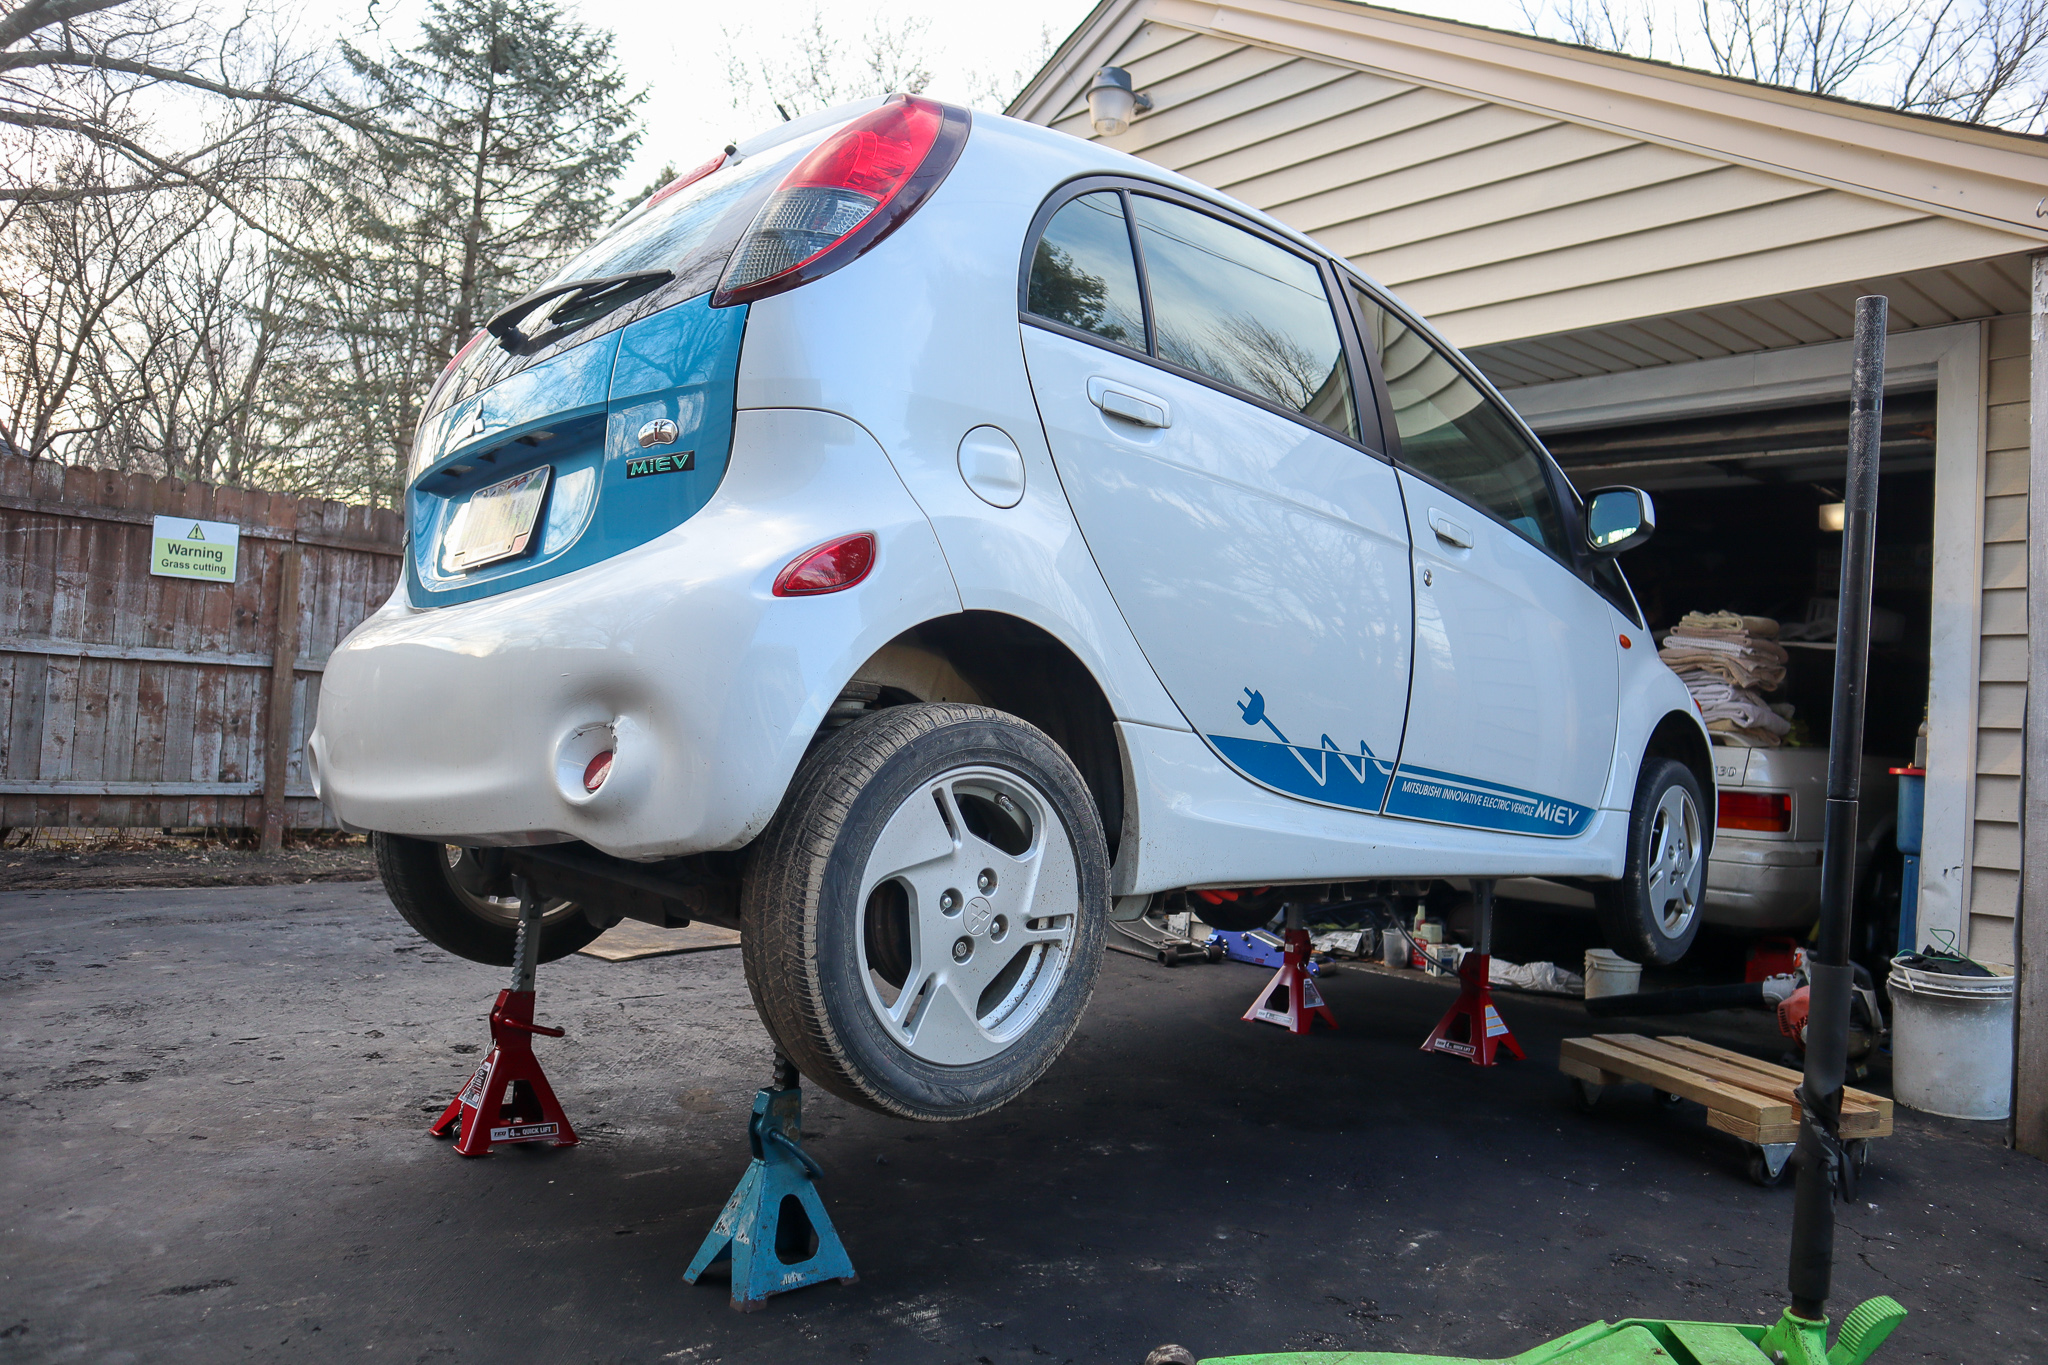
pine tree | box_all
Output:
[276,0,642,504]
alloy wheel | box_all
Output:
[855,765,1080,1066]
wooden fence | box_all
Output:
[0,454,404,843]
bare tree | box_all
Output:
[1518,0,1672,61]
[1893,0,2048,126]
[1520,0,2048,131]
[0,0,373,226]
[1696,0,1918,93]
[719,7,932,126]
[0,144,213,459]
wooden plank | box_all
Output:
[1559,1037,1792,1126]
[36,656,78,781]
[1623,1036,1893,1135]
[0,492,400,555]
[1705,1109,1801,1146]
[260,544,302,851]
[1557,1053,1621,1087]
[100,659,138,782]
[70,657,108,784]
[0,634,326,671]
[1599,1035,1881,1116]
[5,651,48,782]
[1663,1049,1894,1134]
[0,779,267,796]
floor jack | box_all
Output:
[1242,904,1336,1034]
[1175,298,1910,1365]
[1420,880,1524,1065]
[686,1054,857,1312]
[429,876,580,1156]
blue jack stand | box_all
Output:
[685,1056,857,1312]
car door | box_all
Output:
[1019,185,1413,815]
[1347,284,1619,837]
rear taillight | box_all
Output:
[773,533,876,596]
[714,96,968,306]
[1718,790,1791,832]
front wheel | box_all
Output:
[1597,756,1707,965]
[741,703,1110,1121]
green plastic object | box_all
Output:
[1199,1297,1906,1365]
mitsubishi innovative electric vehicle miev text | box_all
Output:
[308,96,1712,1121]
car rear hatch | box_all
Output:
[399,126,830,607]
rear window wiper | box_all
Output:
[486,269,674,355]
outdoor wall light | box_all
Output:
[1818,501,1846,531]
[1088,67,1153,136]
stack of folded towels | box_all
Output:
[1659,610,1795,747]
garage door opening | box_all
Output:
[1540,389,1936,969]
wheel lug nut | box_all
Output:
[941,889,961,914]
[952,937,973,963]
[978,868,996,893]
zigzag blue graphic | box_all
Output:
[1207,686,1594,836]
[1207,688,1392,813]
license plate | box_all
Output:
[449,466,551,570]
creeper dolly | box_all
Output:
[686,1054,857,1311]
[1420,880,1524,1065]
[1242,904,1336,1034]
[429,875,580,1156]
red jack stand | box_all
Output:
[1421,879,1524,1065]
[430,875,581,1156]
[1243,907,1336,1034]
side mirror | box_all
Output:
[1585,486,1655,555]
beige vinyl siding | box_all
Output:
[1054,22,2019,354]
[1971,312,2028,964]
[1476,257,2031,389]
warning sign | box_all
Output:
[150,515,240,582]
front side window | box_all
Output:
[1026,191,1145,350]
[1350,285,1565,555]
[1131,195,1358,441]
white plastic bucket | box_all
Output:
[1583,948,1642,999]
[1889,957,2014,1120]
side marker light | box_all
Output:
[774,533,876,597]
[583,751,614,793]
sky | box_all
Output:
[333,0,1541,195]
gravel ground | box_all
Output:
[1,882,2041,1364]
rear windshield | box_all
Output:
[542,155,783,289]
[423,143,804,419]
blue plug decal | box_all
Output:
[1213,687,1392,812]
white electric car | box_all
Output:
[309,95,1712,1122]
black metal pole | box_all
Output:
[1788,295,1886,1321]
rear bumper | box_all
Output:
[1702,837,1822,930]
[307,408,959,860]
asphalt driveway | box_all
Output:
[2,883,2041,1363]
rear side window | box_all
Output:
[1026,192,1145,350]
[1131,195,1358,441]
[1350,285,1565,555]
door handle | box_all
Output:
[1428,510,1473,549]
[1087,377,1170,429]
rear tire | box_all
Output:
[374,833,602,966]
[741,703,1110,1121]
[1597,757,1707,965]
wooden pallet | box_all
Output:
[1559,1033,1893,1146]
